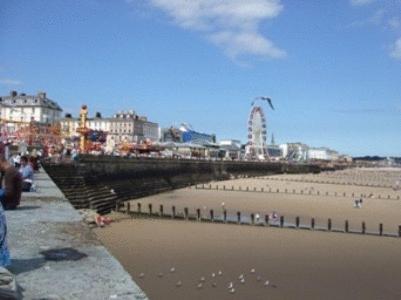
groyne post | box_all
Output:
[328,218,332,231]
[148,203,153,215]
[265,214,269,226]
[223,210,227,223]
[379,223,383,236]
[184,207,189,220]
[115,200,121,212]
[196,208,201,221]
[159,204,164,217]
[137,202,141,213]
[210,209,214,222]
[127,202,131,214]
[311,218,315,230]
[295,216,300,228]
[251,213,255,225]
[172,206,176,218]
[237,211,241,224]
[280,216,284,227]
[345,220,349,233]
[398,226,401,237]
[362,221,366,234]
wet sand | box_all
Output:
[94,168,401,299]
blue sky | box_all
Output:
[0,0,400,156]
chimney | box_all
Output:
[37,91,46,99]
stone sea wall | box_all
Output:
[43,155,321,214]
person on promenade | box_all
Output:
[19,156,34,192]
[0,156,22,210]
[0,204,10,268]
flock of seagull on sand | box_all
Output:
[138,267,275,294]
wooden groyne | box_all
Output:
[117,201,401,239]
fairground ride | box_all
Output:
[246,105,268,160]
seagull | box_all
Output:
[238,274,244,280]
[197,283,203,289]
[250,268,256,274]
[228,282,234,289]
[200,276,206,282]
[229,288,236,294]
[211,282,217,288]
[139,273,145,278]
[264,280,270,287]
[218,270,223,276]
[110,189,115,194]
[176,281,182,287]
[211,273,216,278]
[170,267,175,273]
[221,202,225,207]
[240,278,245,284]
[255,96,275,110]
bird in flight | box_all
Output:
[254,96,275,110]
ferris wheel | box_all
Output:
[247,105,268,159]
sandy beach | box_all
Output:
[95,218,401,300]
[94,168,401,299]
[129,169,401,234]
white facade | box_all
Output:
[279,144,288,158]
[219,139,241,148]
[279,143,309,161]
[143,121,159,141]
[308,148,330,160]
[308,147,339,161]
[0,91,62,134]
[60,110,159,144]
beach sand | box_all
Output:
[95,218,401,300]
[94,168,401,299]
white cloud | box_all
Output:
[0,78,22,85]
[390,38,401,60]
[350,0,375,6]
[146,0,286,60]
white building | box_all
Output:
[307,147,339,161]
[219,139,242,160]
[0,91,62,134]
[60,110,159,143]
[279,143,309,161]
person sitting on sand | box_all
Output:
[0,155,22,210]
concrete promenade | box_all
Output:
[5,170,147,300]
